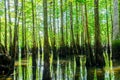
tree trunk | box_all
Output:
[75,2,80,54]
[84,1,94,66]
[10,0,19,74]
[13,0,19,60]
[69,2,75,54]
[8,0,12,56]
[118,0,120,30]
[65,0,68,46]
[53,0,56,56]
[112,0,120,60]
[43,0,51,79]
[4,0,7,52]
[21,0,25,58]
[48,3,52,53]
[24,1,27,59]
[81,4,85,54]
[94,0,105,67]
[60,0,65,47]
[31,0,37,79]
[113,0,119,40]
[105,0,110,59]
[0,18,1,43]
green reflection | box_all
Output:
[12,52,120,80]
[104,53,115,80]
[79,55,87,80]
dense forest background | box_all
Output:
[0,0,120,79]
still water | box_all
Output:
[1,53,120,80]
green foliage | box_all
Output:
[76,0,85,3]
[0,0,116,53]
[112,40,120,47]
[0,1,4,17]
[112,40,120,52]
[0,10,3,16]
[112,40,120,59]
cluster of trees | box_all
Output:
[0,0,120,79]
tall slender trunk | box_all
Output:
[13,0,18,60]
[105,0,110,57]
[118,0,120,30]
[75,2,79,54]
[10,0,19,73]
[34,0,38,55]
[56,0,60,48]
[21,0,25,58]
[31,0,37,79]
[69,2,75,54]
[8,0,12,56]
[109,0,113,40]
[24,0,27,57]
[94,0,104,67]
[113,0,119,40]
[49,3,52,52]
[75,2,79,45]
[65,0,68,46]
[84,1,93,66]
[112,0,120,60]
[53,0,56,54]
[0,18,1,43]
[43,0,51,79]
[4,0,7,52]
[75,2,80,54]
[81,4,85,54]
[60,0,65,47]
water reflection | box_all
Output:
[3,53,119,80]
[104,63,115,80]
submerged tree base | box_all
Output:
[0,54,13,76]
[112,40,120,60]
[54,45,105,68]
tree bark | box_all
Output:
[69,2,75,54]
[43,0,51,79]
[4,0,7,52]
[53,0,56,55]
[94,0,105,67]
[113,0,119,40]
[60,0,65,47]
[31,0,37,79]
[84,1,93,66]
[65,0,68,46]
[75,2,80,54]
[0,18,1,43]
[8,0,12,56]
[105,0,110,58]
[21,0,25,58]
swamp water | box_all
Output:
[0,53,120,80]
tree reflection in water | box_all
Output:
[11,53,120,80]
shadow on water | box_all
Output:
[1,53,120,80]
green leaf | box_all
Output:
[0,10,3,16]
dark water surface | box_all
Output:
[1,53,120,80]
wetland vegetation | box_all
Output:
[0,0,120,80]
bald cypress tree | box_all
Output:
[69,1,75,54]
[4,0,7,53]
[43,0,51,79]
[112,0,120,59]
[0,18,1,44]
[8,0,12,56]
[31,0,37,79]
[94,0,105,67]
